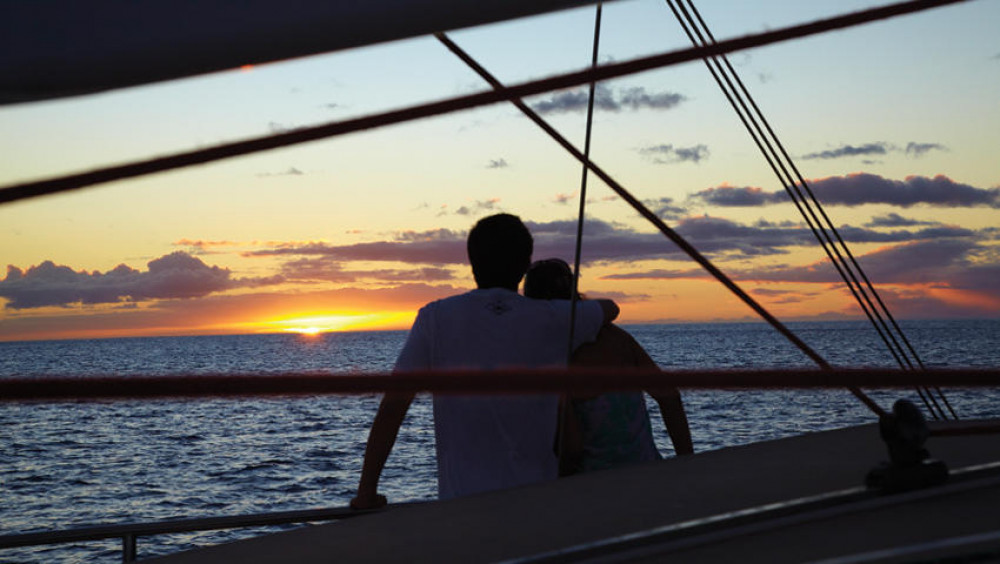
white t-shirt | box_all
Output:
[394,287,606,500]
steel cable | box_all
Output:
[667,0,938,417]
[666,0,957,419]
[565,3,603,365]
[675,0,955,420]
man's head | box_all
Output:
[524,258,575,300]
[467,213,533,290]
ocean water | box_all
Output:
[1,320,998,562]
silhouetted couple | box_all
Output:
[352,213,691,509]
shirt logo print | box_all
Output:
[485,299,512,315]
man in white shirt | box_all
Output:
[351,213,617,507]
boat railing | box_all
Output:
[0,503,410,563]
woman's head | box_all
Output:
[524,258,575,300]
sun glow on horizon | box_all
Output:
[265,312,415,335]
[286,326,324,337]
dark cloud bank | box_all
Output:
[5,204,996,314]
[248,215,988,273]
[694,174,1000,208]
[0,252,278,310]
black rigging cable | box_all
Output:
[559,2,604,474]
[566,3,603,363]
[699,0,955,419]
[667,0,954,419]
[665,0,957,419]
[676,0,951,420]
[664,0,936,417]
[433,32,887,418]
[675,0,956,420]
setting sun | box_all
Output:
[264,312,415,335]
[287,326,324,336]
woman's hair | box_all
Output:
[524,258,576,300]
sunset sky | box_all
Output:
[1,0,998,342]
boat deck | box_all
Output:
[151,422,1000,563]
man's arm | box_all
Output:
[350,391,416,509]
[650,388,694,456]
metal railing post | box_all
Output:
[122,533,137,562]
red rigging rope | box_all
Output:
[666,0,957,420]
[0,0,969,206]
[6,369,1000,439]
[2,368,999,400]
[434,32,888,418]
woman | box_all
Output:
[524,258,693,475]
